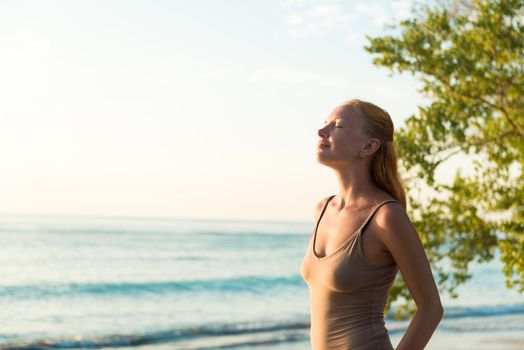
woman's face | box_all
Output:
[316,105,369,166]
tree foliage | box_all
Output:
[364,0,524,319]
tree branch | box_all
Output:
[439,76,523,136]
[433,129,518,166]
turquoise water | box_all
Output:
[0,215,522,349]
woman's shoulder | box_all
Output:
[367,193,405,228]
[313,195,335,221]
[373,190,401,207]
[373,197,409,229]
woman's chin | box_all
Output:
[315,154,329,164]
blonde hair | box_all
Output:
[340,99,407,210]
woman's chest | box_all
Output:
[301,239,374,293]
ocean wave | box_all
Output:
[0,319,310,350]
[0,275,304,299]
[3,307,524,350]
[442,303,524,319]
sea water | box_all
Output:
[0,215,522,349]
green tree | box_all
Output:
[364,0,524,319]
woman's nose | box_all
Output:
[318,126,327,137]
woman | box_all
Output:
[300,99,443,350]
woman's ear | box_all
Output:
[361,138,381,158]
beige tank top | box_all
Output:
[300,195,400,350]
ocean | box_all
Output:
[0,215,523,350]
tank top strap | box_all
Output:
[313,195,336,231]
[316,195,336,222]
[358,199,399,235]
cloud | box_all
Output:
[364,81,415,100]
[391,0,415,21]
[354,0,416,28]
[279,0,416,39]
[343,31,366,46]
[248,65,348,87]
[354,2,391,28]
[0,28,52,66]
[279,0,309,8]
[280,1,357,37]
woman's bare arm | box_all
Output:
[374,203,444,350]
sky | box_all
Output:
[1,0,467,222]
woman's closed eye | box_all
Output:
[322,121,343,128]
